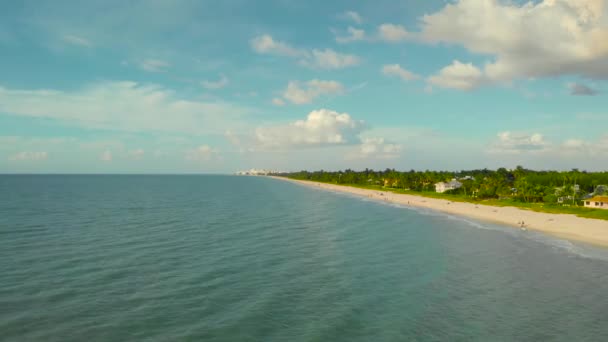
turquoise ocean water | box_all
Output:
[1,175,608,341]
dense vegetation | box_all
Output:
[278,167,608,219]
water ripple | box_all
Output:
[1,175,608,341]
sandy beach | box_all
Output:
[272,177,608,248]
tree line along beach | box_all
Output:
[269,167,608,248]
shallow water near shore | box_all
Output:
[2,175,608,341]
[307,182,608,260]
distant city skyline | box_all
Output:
[1,0,607,173]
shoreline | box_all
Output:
[271,176,608,248]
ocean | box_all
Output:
[1,175,608,341]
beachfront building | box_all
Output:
[235,168,283,176]
[584,196,608,209]
[435,179,463,193]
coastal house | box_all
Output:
[584,196,608,210]
[435,179,463,193]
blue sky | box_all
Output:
[1,0,607,173]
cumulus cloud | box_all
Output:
[281,80,345,105]
[229,110,405,156]
[186,145,218,161]
[8,151,48,161]
[0,81,247,134]
[340,11,363,24]
[251,34,360,69]
[335,27,366,43]
[139,59,170,72]
[272,98,285,106]
[249,34,304,57]
[562,136,608,155]
[253,109,365,149]
[302,49,361,69]
[202,75,229,89]
[427,60,485,90]
[377,23,409,42]
[562,139,588,150]
[62,35,92,47]
[420,0,608,86]
[568,82,598,96]
[382,64,420,81]
[489,131,550,153]
[351,138,402,159]
[100,150,112,162]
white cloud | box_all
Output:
[202,75,229,89]
[62,35,92,47]
[0,81,247,134]
[351,138,402,159]
[100,150,112,162]
[489,131,550,154]
[251,34,360,69]
[420,0,608,84]
[377,24,409,42]
[427,60,485,90]
[382,64,420,81]
[249,34,304,57]
[303,49,360,69]
[186,145,218,161]
[568,82,598,96]
[562,136,608,155]
[272,98,285,106]
[282,80,345,105]
[349,82,368,92]
[8,151,48,161]
[335,27,366,43]
[340,11,363,24]
[253,109,365,149]
[139,59,170,72]
[563,139,588,150]
[128,149,145,160]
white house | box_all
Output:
[584,196,608,210]
[435,179,463,193]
